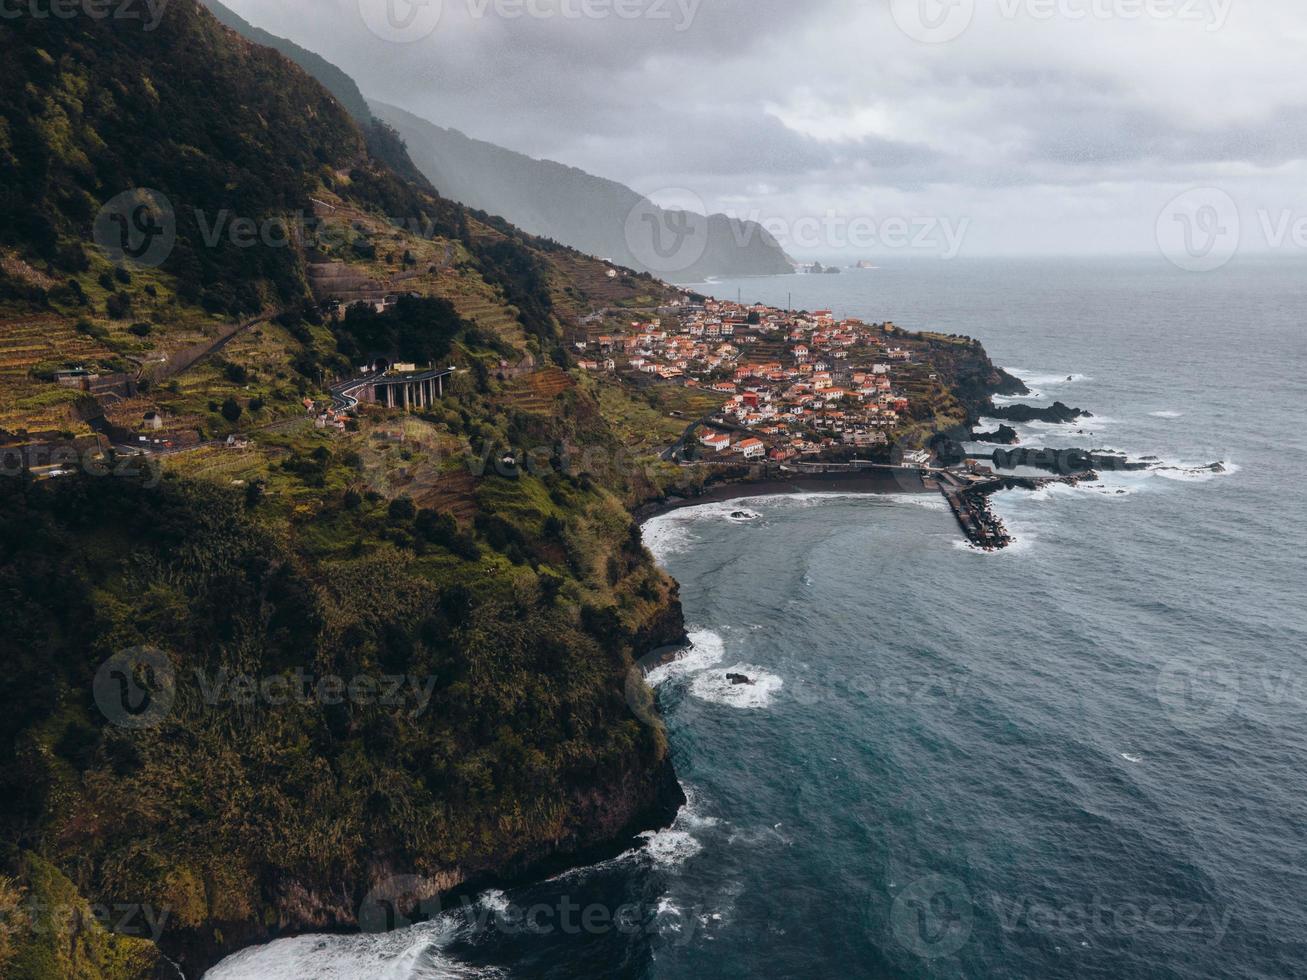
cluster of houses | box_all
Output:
[577,298,920,462]
[305,396,349,431]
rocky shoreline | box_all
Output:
[991,447,1151,474]
[169,686,687,979]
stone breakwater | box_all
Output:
[943,472,1098,551]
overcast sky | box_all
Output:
[225,0,1307,259]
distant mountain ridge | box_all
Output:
[199,0,372,122]
[196,0,792,281]
[373,100,795,281]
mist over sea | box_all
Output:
[208,256,1307,979]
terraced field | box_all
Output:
[414,468,478,523]
[0,315,117,433]
[428,274,528,350]
[547,252,668,309]
[172,445,265,484]
[499,368,576,415]
[0,315,114,379]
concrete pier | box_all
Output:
[936,471,1012,550]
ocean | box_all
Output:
[207,256,1307,979]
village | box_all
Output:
[574,296,929,465]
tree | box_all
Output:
[221,397,243,423]
[105,292,131,319]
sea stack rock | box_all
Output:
[986,401,1093,425]
[972,424,1019,445]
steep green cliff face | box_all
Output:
[0,0,452,316]
[0,427,684,975]
[196,0,375,125]
[195,0,438,193]
[0,4,686,976]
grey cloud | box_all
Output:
[222,0,1307,253]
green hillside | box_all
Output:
[0,5,693,977]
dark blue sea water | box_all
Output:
[209,256,1307,979]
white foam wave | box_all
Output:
[634,786,718,868]
[952,533,1036,557]
[204,922,498,980]
[476,889,510,915]
[654,896,689,934]
[1121,753,1144,764]
[690,664,783,709]
[1020,416,1115,431]
[644,492,945,565]
[545,786,718,884]
[1021,478,1139,501]
[1004,368,1091,387]
[1149,410,1185,419]
[646,629,725,688]
[642,500,773,564]
[637,828,704,866]
[641,511,698,564]
[1149,459,1239,482]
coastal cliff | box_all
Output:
[0,471,688,978]
[0,4,1029,976]
[0,5,699,976]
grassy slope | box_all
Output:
[0,6,694,977]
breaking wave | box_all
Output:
[689,664,784,709]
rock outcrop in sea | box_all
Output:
[986,401,1093,424]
